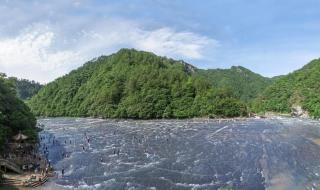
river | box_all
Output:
[31,117,320,189]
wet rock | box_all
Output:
[291,105,309,118]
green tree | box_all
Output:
[0,74,37,151]
[253,58,320,118]
[28,49,248,119]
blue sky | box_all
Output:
[0,0,319,83]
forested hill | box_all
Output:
[196,66,272,101]
[0,73,37,151]
[8,77,43,100]
[253,58,320,118]
[28,49,249,119]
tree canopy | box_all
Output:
[0,73,37,150]
[28,49,248,119]
[196,66,272,102]
[8,77,43,100]
[253,58,320,118]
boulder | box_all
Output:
[291,105,309,118]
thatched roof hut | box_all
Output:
[13,132,28,141]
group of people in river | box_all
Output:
[40,133,69,176]
[39,135,54,174]
[39,131,94,177]
[39,127,165,178]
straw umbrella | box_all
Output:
[13,132,28,142]
[13,131,28,149]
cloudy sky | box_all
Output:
[0,0,319,83]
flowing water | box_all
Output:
[32,117,320,190]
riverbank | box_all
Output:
[36,114,310,124]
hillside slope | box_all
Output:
[8,77,43,100]
[0,74,37,150]
[196,66,272,101]
[253,58,320,118]
[28,49,248,119]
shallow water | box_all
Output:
[30,117,320,189]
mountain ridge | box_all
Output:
[8,77,43,100]
[253,58,320,118]
[28,48,253,119]
[196,65,272,101]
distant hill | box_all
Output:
[8,77,43,100]
[196,66,272,102]
[28,49,248,119]
[0,74,37,151]
[253,58,320,118]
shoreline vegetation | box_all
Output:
[1,49,319,122]
[0,73,37,150]
[0,74,51,188]
[252,58,320,119]
[27,49,257,119]
[27,49,320,120]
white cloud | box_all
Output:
[76,19,218,61]
[134,27,216,59]
[0,20,217,83]
[0,25,84,83]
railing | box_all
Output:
[0,158,23,174]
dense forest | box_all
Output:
[29,49,320,119]
[197,66,272,102]
[0,73,37,151]
[28,49,250,119]
[8,77,43,100]
[253,58,320,118]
